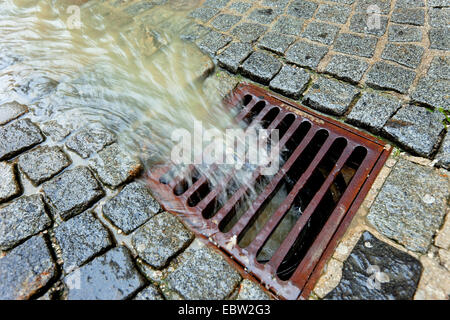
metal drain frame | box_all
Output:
[145,83,391,300]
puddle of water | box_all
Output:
[0,0,271,213]
[0,0,239,166]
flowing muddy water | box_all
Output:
[0,0,282,247]
[0,0,351,276]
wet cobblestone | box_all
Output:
[42,166,104,220]
[165,240,241,299]
[54,212,112,273]
[131,212,193,268]
[0,119,44,161]
[1,0,449,301]
[382,106,445,157]
[65,123,115,159]
[88,143,142,189]
[0,194,51,251]
[0,235,56,300]
[102,182,161,234]
[0,162,21,203]
[346,92,402,133]
[303,76,359,115]
[64,246,145,300]
[18,146,71,185]
[367,159,449,253]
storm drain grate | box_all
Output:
[146,84,391,300]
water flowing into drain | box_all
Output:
[0,0,283,237]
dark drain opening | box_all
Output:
[275,145,366,280]
[237,129,330,248]
[242,100,266,125]
[146,84,391,300]
[246,137,348,264]
[173,167,201,196]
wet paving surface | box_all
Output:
[0,0,449,300]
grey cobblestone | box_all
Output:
[166,240,241,299]
[436,133,450,170]
[315,3,351,24]
[349,13,388,37]
[0,235,56,299]
[89,143,142,189]
[230,22,267,43]
[131,212,193,269]
[381,43,425,69]
[303,77,359,116]
[368,159,449,253]
[0,162,21,203]
[247,8,281,25]
[329,0,355,4]
[262,0,290,8]
[257,32,295,54]
[229,2,252,14]
[382,106,445,157]
[18,146,71,185]
[54,212,112,273]
[0,119,44,161]
[391,8,425,26]
[272,16,305,36]
[355,0,391,14]
[287,0,318,19]
[302,22,340,45]
[365,61,416,93]
[210,14,241,32]
[333,33,378,58]
[429,27,450,50]
[239,51,282,84]
[388,24,423,42]
[0,102,27,125]
[0,194,51,251]
[64,246,145,300]
[218,42,252,73]
[428,0,450,7]
[269,65,311,99]
[428,56,450,80]
[429,7,449,28]
[204,0,230,9]
[346,92,402,133]
[285,40,328,69]
[42,166,104,220]
[412,77,450,110]
[395,0,424,7]
[324,54,369,83]
[102,182,161,234]
[65,123,115,159]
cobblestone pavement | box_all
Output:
[1,0,449,300]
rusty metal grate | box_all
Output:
[146,83,391,300]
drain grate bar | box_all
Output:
[245,139,353,257]
[267,143,356,270]
[291,151,379,284]
[145,83,391,299]
[203,109,298,225]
